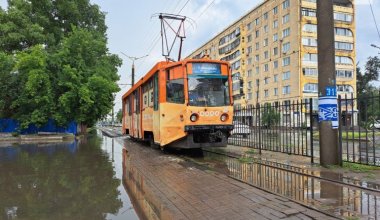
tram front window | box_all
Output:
[188,77,230,107]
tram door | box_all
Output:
[152,72,160,144]
[133,89,141,138]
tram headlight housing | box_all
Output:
[190,113,198,122]
[220,113,228,122]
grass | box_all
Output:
[313,131,380,139]
[245,149,257,155]
[238,157,255,163]
[342,162,380,173]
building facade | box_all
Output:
[187,0,356,115]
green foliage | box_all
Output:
[116,109,122,123]
[12,46,54,129]
[261,104,280,129]
[0,1,121,131]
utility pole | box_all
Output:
[317,0,339,166]
[121,52,148,86]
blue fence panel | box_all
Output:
[0,119,77,135]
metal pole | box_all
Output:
[317,0,339,166]
[132,62,135,86]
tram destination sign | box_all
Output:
[192,63,221,75]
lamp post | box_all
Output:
[121,52,148,86]
[371,44,380,54]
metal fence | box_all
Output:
[228,99,315,162]
[339,93,380,166]
[229,94,380,166]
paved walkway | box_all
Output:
[121,137,337,220]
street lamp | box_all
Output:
[121,52,148,86]
[370,44,380,50]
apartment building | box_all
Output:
[187,0,356,121]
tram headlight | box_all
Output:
[220,113,228,122]
[190,113,198,122]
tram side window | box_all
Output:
[128,96,132,116]
[134,90,140,113]
[166,68,184,104]
[153,72,159,111]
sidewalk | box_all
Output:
[216,145,380,185]
[120,137,337,220]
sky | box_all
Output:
[1,0,380,112]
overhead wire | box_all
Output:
[369,0,380,42]
[135,0,192,80]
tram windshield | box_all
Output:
[188,77,230,107]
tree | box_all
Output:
[11,46,54,129]
[356,56,380,96]
[116,109,122,123]
[0,52,16,118]
[261,104,280,129]
[0,1,121,132]
[51,28,121,129]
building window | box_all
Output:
[248,81,252,89]
[335,41,353,51]
[273,47,278,56]
[282,0,290,9]
[303,24,317,33]
[247,34,252,42]
[232,72,240,81]
[274,88,278,96]
[303,68,318,76]
[282,42,290,53]
[256,79,260,86]
[301,8,316,17]
[273,6,278,14]
[255,54,259,62]
[264,77,269,84]
[247,58,252,65]
[248,92,253,100]
[256,67,260,74]
[273,20,278,29]
[283,85,291,95]
[263,12,268,20]
[247,46,252,54]
[247,22,253,31]
[302,37,318,47]
[264,64,269,72]
[282,57,290,66]
[274,74,278,82]
[264,38,268,47]
[335,27,353,37]
[334,12,353,22]
[255,42,260,50]
[336,69,353,78]
[255,17,260,25]
[264,89,269,97]
[264,51,269,59]
[335,56,353,65]
[302,53,318,63]
[247,69,253,77]
[255,30,260,38]
[282,28,290,38]
[282,14,290,24]
[303,83,318,93]
[264,25,269,33]
[273,33,278,42]
[231,59,241,70]
[337,85,354,93]
[273,60,278,69]
[282,71,290,80]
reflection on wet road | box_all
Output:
[191,151,380,219]
[0,131,138,220]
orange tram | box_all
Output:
[122,59,234,149]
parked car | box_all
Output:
[372,120,380,129]
[231,121,251,138]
